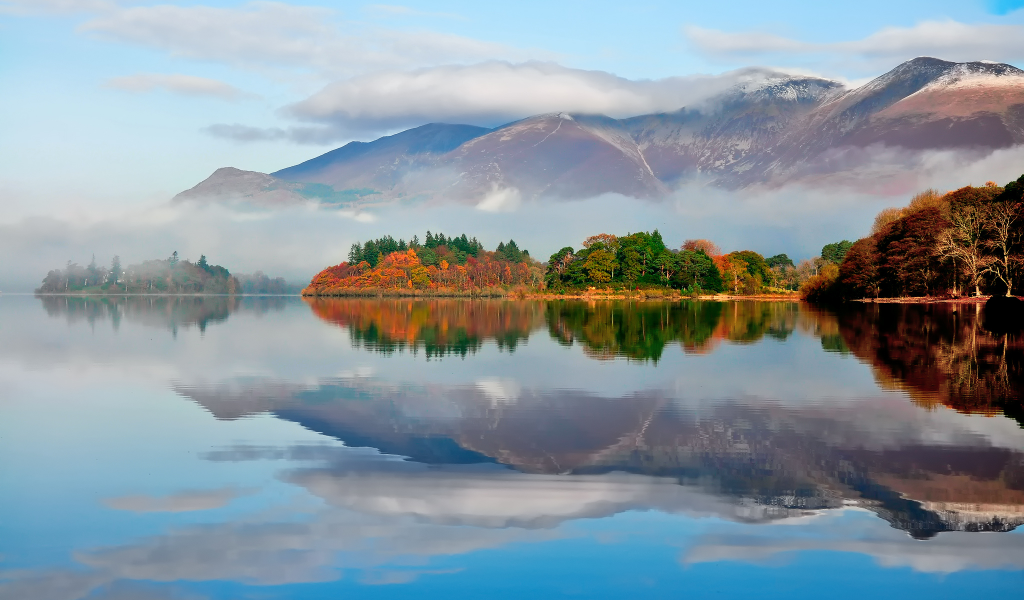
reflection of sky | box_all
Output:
[1,296,1022,599]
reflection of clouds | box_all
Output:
[5,446,1024,600]
[103,488,252,513]
[282,451,805,528]
[684,508,1024,573]
[475,377,521,406]
[0,508,549,600]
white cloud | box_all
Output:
[0,0,113,15]
[475,185,522,213]
[684,20,1024,66]
[104,73,251,101]
[79,2,535,78]
[202,123,346,145]
[288,61,811,132]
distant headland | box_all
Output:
[36,252,298,295]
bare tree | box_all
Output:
[982,200,1023,295]
[936,203,993,296]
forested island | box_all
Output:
[303,230,852,298]
[36,252,297,295]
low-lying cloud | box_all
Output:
[287,61,824,134]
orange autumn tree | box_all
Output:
[304,238,538,296]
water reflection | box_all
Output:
[177,375,1024,539]
[838,303,1024,425]
[545,301,822,360]
[4,295,1024,599]
[303,298,817,362]
[38,294,288,334]
[305,298,545,357]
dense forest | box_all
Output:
[306,232,543,294]
[345,232,528,268]
[37,253,295,295]
[805,174,1024,302]
[541,232,829,294]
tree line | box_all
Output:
[307,228,855,297]
[804,174,1024,302]
[543,232,850,295]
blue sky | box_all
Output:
[3,0,1024,212]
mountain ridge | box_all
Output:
[174,57,1024,206]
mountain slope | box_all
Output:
[174,167,307,205]
[623,76,843,184]
[272,123,491,191]
[444,113,666,200]
[755,58,1024,184]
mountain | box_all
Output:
[175,167,306,205]
[622,75,843,185]
[175,58,1024,205]
[444,112,667,200]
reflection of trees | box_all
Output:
[546,301,801,361]
[305,299,546,358]
[837,303,1024,424]
[306,299,815,362]
[38,295,289,334]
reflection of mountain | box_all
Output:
[305,299,546,357]
[838,303,1024,425]
[38,295,290,334]
[177,374,1024,539]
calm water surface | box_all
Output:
[1,295,1022,599]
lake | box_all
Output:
[1,295,1022,599]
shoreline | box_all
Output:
[853,296,993,305]
[24,292,1006,305]
[301,289,804,301]
[28,293,302,297]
